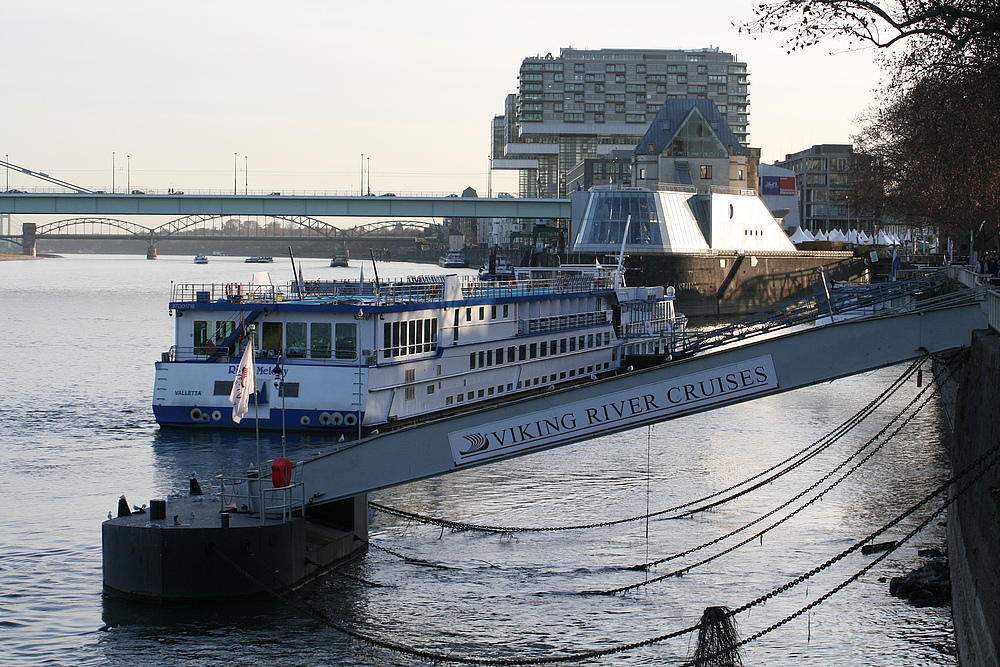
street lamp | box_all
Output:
[245,155,248,195]
[360,153,364,196]
[487,155,492,198]
[127,155,130,193]
[112,151,115,193]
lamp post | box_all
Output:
[112,151,115,193]
[234,153,238,195]
[127,155,130,193]
[245,155,248,195]
[360,153,364,196]
[487,155,492,198]
[366,156,370,195]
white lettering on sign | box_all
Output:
[448,355,778,466]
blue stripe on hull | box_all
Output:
[152,405,363,431]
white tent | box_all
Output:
[789,226,814,244]
[814,229,829,242]
[845,229,859,244]
[828,229,846,242]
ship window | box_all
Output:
[530,343,537,359]
[311,323,332,358]
[468,391,474,399]
[466,308,472,322]
[540,341,547,356]
[488,387,494,396]
[446,396,453,405]
[605,332,611,345]
[286,322,307,358]
[405,386,415,400]
[587,334,594,348]
[215,321,235,350]
[491,305,497,319]
[262,322,283,357]
[470,352,476,369]
[519,345,527,361]
[486,349,493,366]
[507,383,513,391]
[214,380,231,395]
[453,310,459,342]
[478,389,485,398]
[508,346,515,361]
[194,320,211,355]
[335,323,357,359]
[278,382,299,398]
[503,304,509,318]
[561,338,567,353]
[496,348,504,364]
[405,369,415,382]
[569,337,576,352]
[409,321,417,355]
[479,307,485,321]
[478,350,485,367]
[427,385,434,394]
[456,394,463,402]
[579,336,585,350]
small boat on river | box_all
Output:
[193,254,209,264]
[438,251,468,268]
[245,256,273,263]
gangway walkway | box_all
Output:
[673,272,949,357]
[298,291,988,506]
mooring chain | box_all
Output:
[707,439,1000,665]
[628,353,964,574]
[208,440,1000,666]
[370,356,930,534]
[590,373,949,595]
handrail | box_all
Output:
[218,473,306,524]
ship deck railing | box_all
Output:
[170,275,622,306]
[164,344,369,364]
[218,474,306,524]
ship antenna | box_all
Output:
[614,214,632,289]
[369,248,381,303]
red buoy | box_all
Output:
[271,457,293,488]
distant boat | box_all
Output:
[438,251,468,268]
[211,251,228,256]
[193,254,209,264]
[330,255,349,268]
[245,256,274,263]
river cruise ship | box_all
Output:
[152,266,686,432]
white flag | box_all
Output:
[229,339,256,423]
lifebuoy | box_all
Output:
[211,410,222,421]
[300,415,311,426]
[190,408,204,422]
[343,413,358,426]
[331,412,345,426]
[319,412,333,425]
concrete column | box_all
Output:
[22,222,36,256]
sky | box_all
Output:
[1,0,892,197]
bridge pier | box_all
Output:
[146,245,158,260]
[21,223,36,256]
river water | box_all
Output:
[0,254,957,666]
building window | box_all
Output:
[700,165,713,179]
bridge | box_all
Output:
[0,192,570,256]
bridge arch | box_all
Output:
[151,214,346,238]
[36,218,156,238]
[347,220,443,238]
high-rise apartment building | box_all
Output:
[491,47,749,198]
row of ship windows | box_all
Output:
[194,320,357,359]
[437,362,614,405]
[469,332,612,370]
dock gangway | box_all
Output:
[295,287,988,507]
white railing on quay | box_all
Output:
[218,473,306,524]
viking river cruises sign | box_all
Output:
[448,355,779,466]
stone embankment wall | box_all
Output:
[951,328,1000,666]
